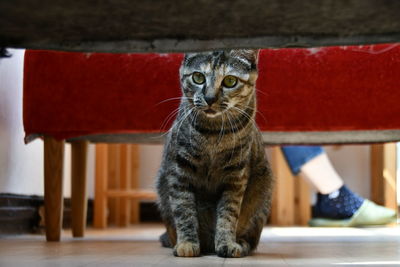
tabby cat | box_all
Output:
[156,49,273,258]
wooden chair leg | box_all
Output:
[107,144,121,225]
[71,141,89,237]
[44,136,65,241]
[119,144,131,226]
[270,146,295,226]
[370,143,398,210]
[294,177,311,226]
[130,145,140,224]
[94,144,108,228]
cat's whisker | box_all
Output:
[189,109,200,145]
[191,108,199,128]
[217,112,225,144]
[175,106,195,140]
[157,105,191,139]
[237,103,268,125]
[237,104,255,112]
[159,107,181,130]
[225,112,237,164]
[156,122,178,139]
[255,89,268,98]
[232,106,257,129]
[154,96,193,107]
[255,110,268,125]
[229,111,244,163]
[232,107,253,123]
[180,108,196,137]
[153,107,182,139]
[231,105,261,162]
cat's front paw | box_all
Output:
[216,242,243,258]
[173,241,200,257]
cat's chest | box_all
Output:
[199,138,225,163]
[195,140,232,181]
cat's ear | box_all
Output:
[231,49,259,65]
[183,53,195,64]
[242,49,259,64]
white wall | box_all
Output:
[325,145,371,198]
[0,49,95,198]
[138,144,163,191]
[0,49,45,196]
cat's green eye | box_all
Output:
[192,72,206,84]
[222,75,238,88]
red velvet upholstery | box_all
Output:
[23,44,400,142]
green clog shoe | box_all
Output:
[309,199,397,227]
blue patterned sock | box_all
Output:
[313,185,364,219]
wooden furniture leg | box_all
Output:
[108,144,121,225]
[119,144,132,226]
[71,141,89,237]
[44,136,65,241]
[130,145,140,224]
[94,144,108,228]
[371,143,398,211]
[94,144,156,228]
[294,177,311,226]
[270,146,295,226]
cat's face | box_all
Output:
[180,50,258,118]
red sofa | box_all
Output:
[24,44,400,145]
[23,44,400,241]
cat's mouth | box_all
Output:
[204,108,217,115]
[194,104,222,117]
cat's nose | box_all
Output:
[204,96,217,106]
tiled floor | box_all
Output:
[1,224,400,266]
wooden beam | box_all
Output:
[3,1,400,52]
[106,190,157,200]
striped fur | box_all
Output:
[156,50,274,258]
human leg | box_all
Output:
[281,146,396,226]
[282,146,343,194]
